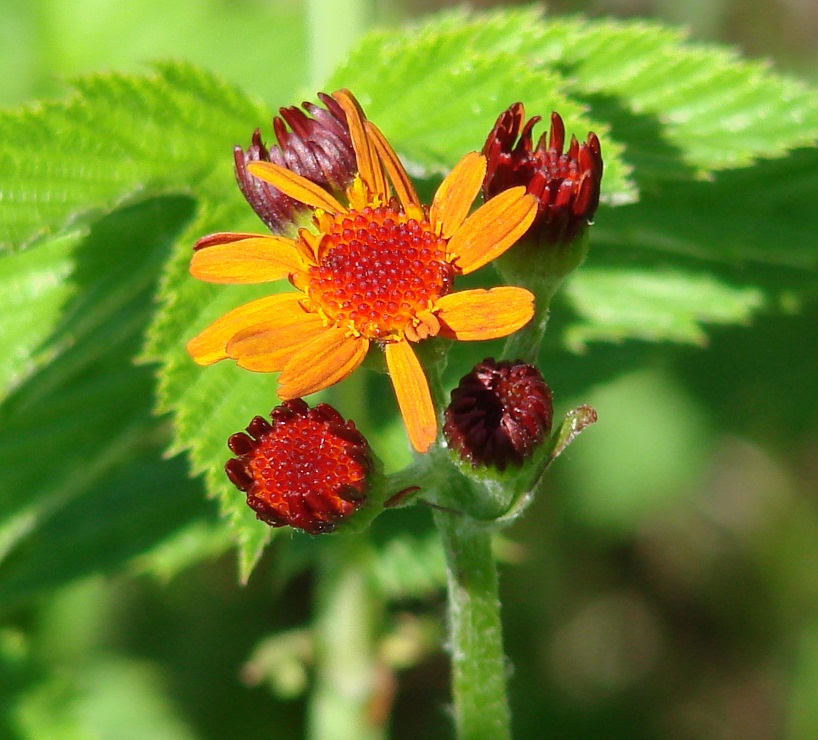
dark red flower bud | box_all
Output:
[225,399,373,534]
[234,93,356,234]
[444,358,553,471]
[482,104,602,245]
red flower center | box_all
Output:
[307,203,453,341]
[227,401,371,534]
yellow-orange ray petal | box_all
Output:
[332,90,388,200]
[277,328,369,399]
[365,121,421,210]
[446,187,538,275]
[436,287,535,340]
[246,161,347,215]
[190,235,310,284]
[429,152,487,239]
[186,293,302,366]
[226,304,325,372]
[384,340,437,453]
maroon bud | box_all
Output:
[444,358,553,471]
[483,105,602,245]
[234,93,356,234]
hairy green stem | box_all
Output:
[309,538,384,740]
[434,511,511,740]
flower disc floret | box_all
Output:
[307,202,454,341]
[226,399,372,534]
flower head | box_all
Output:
[188,90,539,453]
[225,399,373,534]
[444,358,553,471]
[482,104,602,245]
[234,93,356,234]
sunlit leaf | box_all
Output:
[330,9,635,205]
[563,266,766,348]
[0,62,268,250]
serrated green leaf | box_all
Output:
[0,197,215,599]
[560,145,818,347]
[348,7,818,188]
[0,62,269,250]
[562,266,766,349]
[595,147,818,271]
[0,231,79,398]
[0,449,211,602]
[328,10,636,205]
[527,15,818,178]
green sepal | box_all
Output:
[495,404,600,526]
[429,404,598,525]
[499,230,592,364]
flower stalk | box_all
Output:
[498,228,589,364]
[434,510,511,740]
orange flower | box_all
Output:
[187,90,538,453]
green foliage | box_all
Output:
[532,15,818,175]
[0,4,816,738]
[0,62,268,250]
[0,232,77,397]
[0,197,222,601]
[0,6,816,596]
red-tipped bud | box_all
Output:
[234,93,356,234]
[226,399,373,534]
[444,358,553,472]
[482,104,603,245]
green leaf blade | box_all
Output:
[531,16,818,177]
[562,266,766,349]
[329,11,636,205]
[0,63,269,250]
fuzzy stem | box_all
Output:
[308,538,384,740]
[434,511,511,740]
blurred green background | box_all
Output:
[1,0,817,738]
